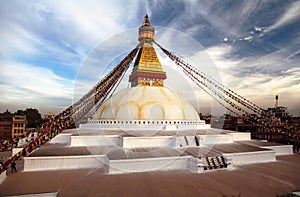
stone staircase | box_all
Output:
[198,156,228,171]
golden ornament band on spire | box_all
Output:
[138,14,155,42]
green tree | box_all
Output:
[15,110,25,116]
[24,108,43,128]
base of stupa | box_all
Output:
[18,124,293,174]
[81,119,211,131]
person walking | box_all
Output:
[10,158,17,173]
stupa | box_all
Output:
[90,14,207,131]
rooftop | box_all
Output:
[1,155,300,196]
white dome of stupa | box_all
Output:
[93,86,200,121]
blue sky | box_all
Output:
[0,0,300,116]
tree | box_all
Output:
[15,110,25,116]
[24,108,43,128]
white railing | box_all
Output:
[87,119,205,125]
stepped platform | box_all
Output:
[1,126,297,196]
[18,127,291,172]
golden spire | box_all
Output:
[129,15,166,87]
[143,14,150,25]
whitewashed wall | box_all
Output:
[261,145,293,156]
[123,136,176,148]
[222,150,276,165]
[201,134,234,145]
[230,132,251,141]
[71,135,122,147]
[24,155,109,171]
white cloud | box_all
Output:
[0,24,40,57]
[268,1,300,31]
[43,0,146,45]
[0,61,74,114]
[202,44,300,113]
[177,0,261,38]
[0,1,299,117]
[0,0,148,67]
[240,35,253,41]
[0,0,149,114]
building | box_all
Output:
[44,112,55,120]
[11,115,26,139]
[0,111,26,140]
[203,106,300,152]
[0,110,13,140]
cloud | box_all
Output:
[0,1,149,73]
[0,0,299,116]
[0,60,74,114]
[162,0,262,40]
[268,1,300,31]
[0,1,89,81]
[0,0,150,114]
[239,35,253,41]
[203,44,300,112]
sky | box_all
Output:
[0,0,300,116]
